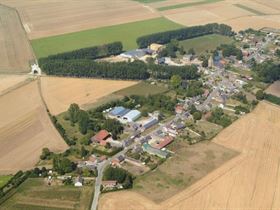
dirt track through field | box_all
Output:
[0,81,68,174]
[99,102,280,210]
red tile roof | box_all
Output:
[155,136,174,149]
[92,130,110,143]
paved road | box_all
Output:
[90,161,109,210]
[90,116,177,210]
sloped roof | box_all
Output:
[92,130,110,142]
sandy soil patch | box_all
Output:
[0,81,68,174]
[40,77,138,115]
[0,5,34,73]
[99,102,280,210]
[0,0,160,39]
[266,81,280,97]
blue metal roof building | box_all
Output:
[123,110,141,122]
[109,106,130,117]
[142,118,158,130]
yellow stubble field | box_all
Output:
[40,76,138,115]
[99,102,280,210]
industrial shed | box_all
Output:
[122,110,141,122]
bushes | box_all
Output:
[208,108,232,127]
[103,166,133,189]
[137,23,233,48]
[53,156,76,175]
[264,94,280,105]
[253,61,280,83]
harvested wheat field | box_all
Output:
[161,0,280,31]
[0,5,34,73]
[0,75,30,96]
[40,77,138,115]
[99,102,280,210]
[0,81,68,174]
[0,0,159,39]
[266,81,280,97]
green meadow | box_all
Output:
[32,17,182,58]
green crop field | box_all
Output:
[32,17,182,58]
[179,34,234,54]
[0,176,12,188]
[0,178,94,210]
[158,0,224,11]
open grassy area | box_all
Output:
[84,82,169,110]
[179,34,234,54]
[234,4,266,16]
[133,140,237,202]
[32,17,182,58]
[194,120,223,139]
[115,82,169,96]
[158,0,224,11]
[0,176,12,188]
[0,178,94,210]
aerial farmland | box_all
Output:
[0,0,280,210]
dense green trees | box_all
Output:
[68,103,80,124]
[78,110,90,135]
[137,23,233,48]
[103,166,133,189]
[256,90,265,100]
[103,119,123,140]
[219,44,243,60]
[208,108,232,127]
[253,61,280,83]
[170,75,182,89]
[39,42,123,62]
[40,148,53,160]
[53,156,76,175]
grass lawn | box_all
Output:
[158,0,224,11]
[234,4,265,15]
[194,120,223,139]
[133,140,237,202]
[0,176,12,188]
[179,34,234,54]
[32,17,182,58]
[115,81,169,96]
[0,178,94,210]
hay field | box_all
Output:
[0,0,159,39]
[40,77,138,115]
[99,102,280,210]
[266,81,280,97]
[0,5,34,73]
[0,81,68,174]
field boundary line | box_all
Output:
[0,78,34,98]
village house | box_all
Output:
[154,135,174,150]
[102,180,118,189]
[175,104,184,114]
[91,130,111,146]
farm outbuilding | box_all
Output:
[109,106,130,118]
[123,110,141,122]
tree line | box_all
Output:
[253,61,280,83]
[39,42,123,62]
[137,23,234,48]
[40,59,200,80]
